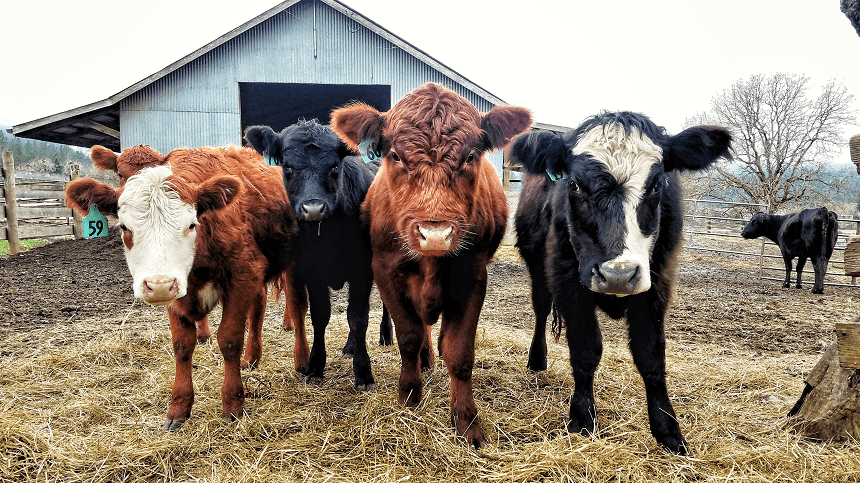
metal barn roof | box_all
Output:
[11,0,525,152]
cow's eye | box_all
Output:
[569,180,580,193]
[465,152,476,164]
[390,152,401,162]
[330,164,339,172]
[118,223,128,232]
[189,222,198,231]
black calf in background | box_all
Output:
[510,111,731,454]
[741,208,839,294]
[245,119,392,391]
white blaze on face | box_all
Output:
[573,124,663,294]
[117,166,199,304]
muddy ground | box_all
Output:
[1,225,857,361]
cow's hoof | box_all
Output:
[812,288,824,294]
[163,418,187,432]
[782,282,791,288]
[379,335,393,346]
[527,357,547,372]
[657,434,689,455]
[341,351,354,359]
[356,382,376,392]
[281,324,294,332]
[303,375,323,385]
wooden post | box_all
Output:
[68,163,83,239]
[1,149,20,254]
[502,155,511,191]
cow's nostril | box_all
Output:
[301,201,326,221]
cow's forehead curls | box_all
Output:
[572,123,663,184]
[118,166,194,229]
[385,88,482,156]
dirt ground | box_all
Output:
[1,225,856,360]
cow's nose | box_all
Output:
[593,261,640,295]
[143,275,179,305]
[301,200,326,221]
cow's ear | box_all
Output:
[481,106,533,151]
[90,145,118,172]
[508,130,568,179]
[330,103,385,154]
[663,126,732,172]
[65,178,120,216]
[243,125,277,156]
[196,176,242,216]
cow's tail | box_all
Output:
[551,302,564,343]
[818,207,831,262]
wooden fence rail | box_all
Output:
[1,148,82,254]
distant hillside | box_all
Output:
[0,126,115,181]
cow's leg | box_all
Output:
[303,282,331,382]
[562,287,602,438]
[164,308,197,431]
[196,315,211,343]
[438,265,487,449]
[626,293,687,454]
[795,257,807,289]
[782,256,793,288]
[217,294,254,422]
[345,276,375,391]
[525,258,552,371]
[421,323,435,371]
[379,304,393,346]
[241,285,266,370]
[285,278,310,373]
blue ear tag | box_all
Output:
[358,140,381,163]
[546,170,569,181]
[83,204,109,239]
[264,155,278,166]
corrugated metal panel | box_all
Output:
[120,0,504,166]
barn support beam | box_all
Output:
[1,149,21,254]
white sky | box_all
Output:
[1,0,859,163]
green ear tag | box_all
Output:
[264,155,278,166]
[358,140,380,163]
[83,204,109,239]
[546,169,568,181]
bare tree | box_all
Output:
[684,73,856,214]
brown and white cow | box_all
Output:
[66,145,297,431]
[330,83,532,448]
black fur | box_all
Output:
[244,120,392,389]
[741,207,839,294]
[510,111,732,454]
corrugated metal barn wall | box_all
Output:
[120,0,504,174]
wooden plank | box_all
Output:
[17,206,73,219]
[13,170,69,182]
[18,224,74,240]
[15,189,65,200]
[836,321,860,369]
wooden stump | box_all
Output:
[844,236,860,276]
[788,321,860,441]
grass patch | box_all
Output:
[0,238,50,255]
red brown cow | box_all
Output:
[88,144,214,343]
[330,83,532,448]
[66,146,298,431]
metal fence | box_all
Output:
[682,199,860,288]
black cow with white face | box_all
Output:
[511,111,731,454]
[245,119,392,390]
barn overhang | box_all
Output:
[11,102,120,151]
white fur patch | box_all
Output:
[575,124,662,294]
[117,166,198,301]
[197,283,221,312]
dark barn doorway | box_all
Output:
[239,83,391,136]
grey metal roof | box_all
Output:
[11,0,511,151]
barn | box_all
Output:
[10,0,560,178]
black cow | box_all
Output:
[244,119,392,391]
[741,208,839,294]
[510,111,731,454]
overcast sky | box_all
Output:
[1,0,858,163]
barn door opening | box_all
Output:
[239,82,391,137]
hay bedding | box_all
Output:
[1,230,860,482]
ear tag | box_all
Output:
[546,170,569,181]
[83,204,109,239]
[358,140,381,164]
[264,155,278,166]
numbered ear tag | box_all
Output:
[83,204,109,239]
[546,169,568,181]
[264,155,278,166]
[358,140,381,163]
